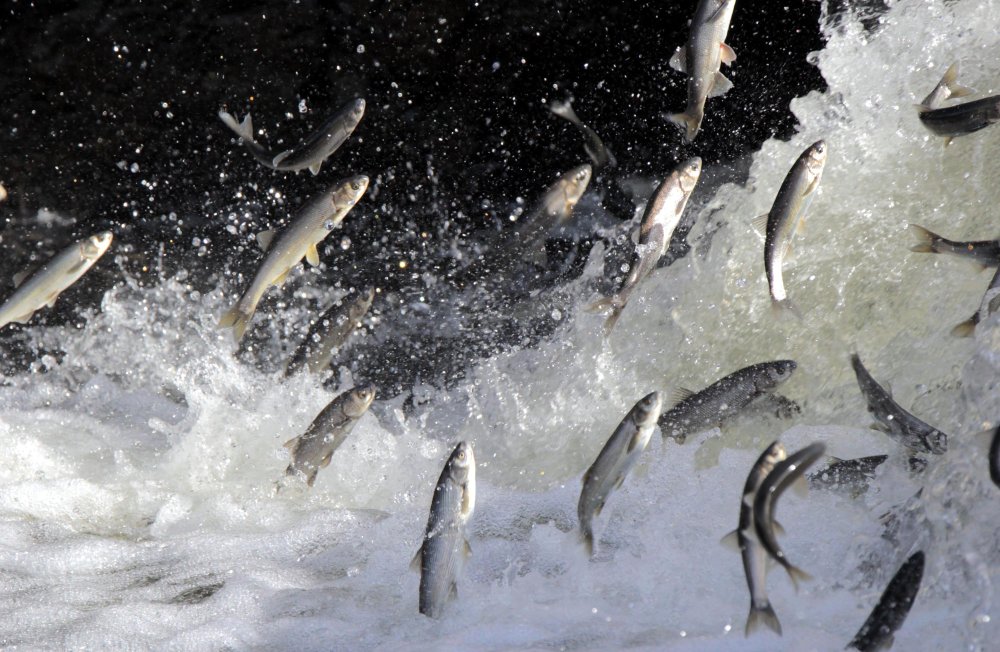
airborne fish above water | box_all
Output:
[513,164,593,266]
[916,64,999,145]
[846,551,925,651]
[907,224,1000,267]
[219,98,366,175]
[218,175,369,342]
[284,287,375,377]
[667,0,738,141]
[413,442,477,619]
[0,231,113,329]
[549,99,616,170]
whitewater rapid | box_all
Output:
[3,0,1000,649]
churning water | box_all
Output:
[3,0,1000,649]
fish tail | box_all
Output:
[940,63,975,99]
[785,563,813,591]
[585,294,621,314]
[667,111,700,142]
[580,525,595,558]
[549,99,582,125]
[218,110,254,142]
[218,304,252,342]
[745,601,782,637]
[950,316,977,338]
[907,224,941,254]
[770,297,803,321]
[601,304,625,338]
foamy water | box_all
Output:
[3,0,1000,649]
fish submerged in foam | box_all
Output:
[0,231,113,329]
[549,99,616,169]
[667,0,737,141]
[846,551,924,651]
[752,441,824,590]
[722,440,787,637]
[284,287,375,377]
[849,354,948,455]
[282,384,375,487]
[413,441,476,619]
[916,64,999,146]
[218,175,369,342]
[588,158,701,335]
[219,98,366,175]
[659,360,799,444]
[760,140,827,318]
[577,391,662,556]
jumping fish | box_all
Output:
[952,265,1000,338]
[588,158,701,335]
[849,354,948,455]
[413,442,477,619]
[514,164,593,265]
[667,0,738,141]
[0,231,113,329]
[578,392,663,556]
[908,224,1000,267]
[916,64,998,145]
[219,98,366,174]
[846,551,924,651]
[759,140,827,317]
[660,360,798,444]
[282,385,376,487]
[284,288,375,376]
[218,175,369,342]
[549,99,616,169]
[752,441,825,590]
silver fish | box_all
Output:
[849,354,948,455]
[667,0,737,141]
[808,455,887,494]
[723,440,787,637]
[282,385,376,487]
[990,426,1000,489]
[218,175,369,342]
[916,64,998,146]
[578,391,663,556]
[761,140,827,317]
[549,99,616,169]
[284,288,375,377]
[413,441,476,619]
[0,231,113,329]
[908,224,1000,267]
[514,164,593,266]
[219,98,366,175]
[588,158,701,335]
[752,441,825,590]
[660,360,798,444]
[917,63,973,111]
[847,551,924,651]
[952,264,1000,338]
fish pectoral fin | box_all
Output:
[12,270,32,288]
[409,545,423,573]
[305,244,321,267]
[668,47,686,73]
[943,137,953,148]
[772,520,786,537]
[668,386,695,405]
[319,450,334,468]
[283,437,299,450]
[272,268,292,287]
[719,42,736,66]
[309,163,322,176]
[719,529,740,551]
[594,499,606,517]
[256,230,276,251]
[796,218,807,236]
[708,72,733,98]
[751,213,769,235]
[951,317,977,338]
[306,469,319,487]
[271,150,292,167]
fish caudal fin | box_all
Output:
[951,317,977,338]
[939,63,975,100]
[745,601,782,637]
[218,305,252,342]
[907,224,941,253]
[586,295,627,337]
[219,110,254,142]
[784,563,813,591]
[580,525,595,558]
[667,112,701,142]
[770,297,803,321]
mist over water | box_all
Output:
[3,0,1000,649]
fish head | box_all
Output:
[81,231,114,259]
[805,140,828,176]
[446,441,477,518]
[677,157,702,193]
[633,391,664,427]
[761,440,788,471]
[561,164,593,212]
[329,175,370,220]
[350,288,376,320]
[345,383,377,417]
[761,359,797,389]
[347,98,366,126]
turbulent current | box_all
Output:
[4,1,1000,649]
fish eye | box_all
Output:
[457,451,465,461]
[351,182,360,190]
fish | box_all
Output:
[218,175,369,342]
[219,98,366,175]
[667,0,737,141]
[587,158,701,335]
[513,164,593,266]
[846,551,924,651]
[991,426,1000,489]
[907,224,1000,267]
[849,354,948,455]
[916,64,998,145]
[577,391,663,556]
[752,441,825,590]
[549,99,616,169]
[412,441,477,619]
[721,441,787,637]
[659,360,799,444]
[0,231,113,329]
[284,287,375,377]
[282,384,376,487]
[952,264,1000,337]
[759,140,827,318]
[808,455,887,494]
[0,183,6,203]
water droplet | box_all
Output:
[357,44,365,54]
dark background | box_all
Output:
[0,0,827,393]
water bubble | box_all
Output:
[298,99,307,113]
[340,237,351,250]
[357,44,365,54]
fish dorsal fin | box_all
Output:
[669,47,687,73]
[305,243,321,267]
[410,545,423,572]
[669,386,696,405]
[257,230,276,251]
[309,162,322,176]
[943,137,954,148]
[709,72,733,98]
[273,268,291,287]
[719,42,736,66]
[751,213,769,235]
[319,450,334,468]
[12,270,31,288]
[719,529,740,551]
[272,150,292,168]
[283,437,298,450]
